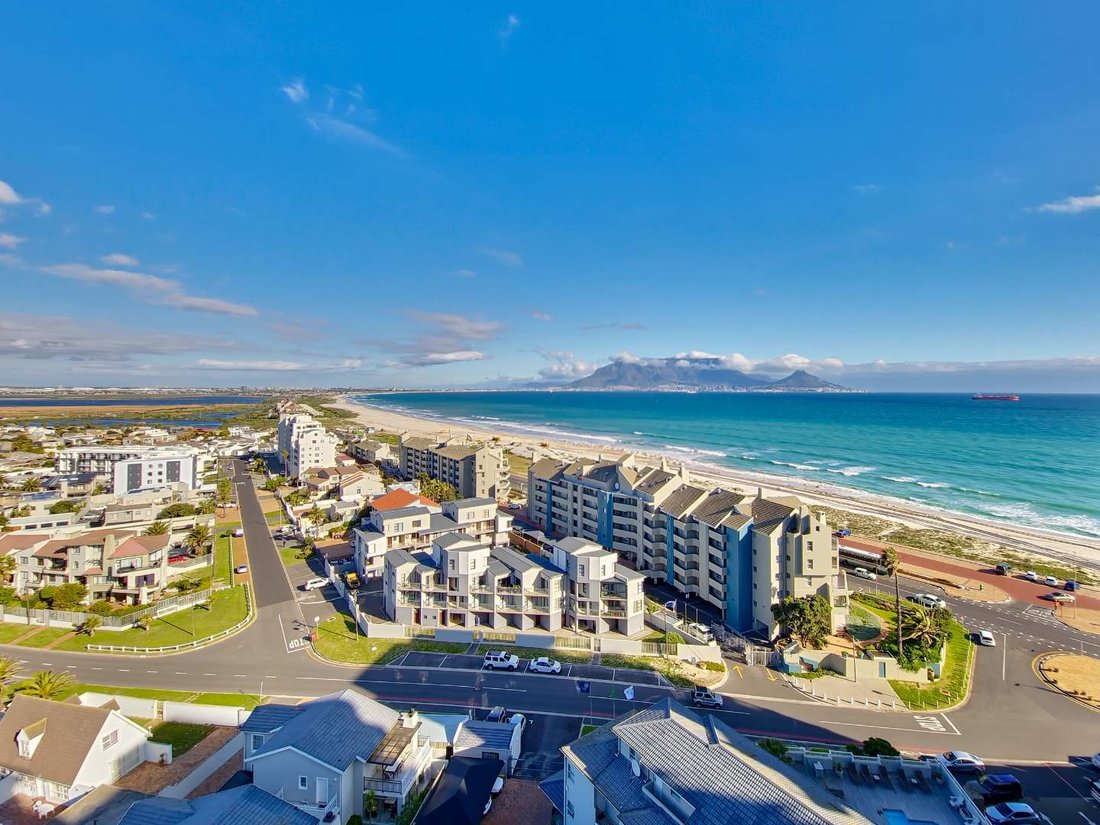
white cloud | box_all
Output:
[499,14,520,43]
[305,113,405,156]
[141,211,156,220]
[482,247,522,267]
[40,262,258,317]
[0,179,50,214]
[101,252,139,266]
[0,233,25,250]
[1037,188,1100,214]
[405,311,504,340]
[454,269,477,278]
[618,350,847,375]
[281,78,309,104]
[396,350,486,367]
[852,183,881,194]
[94,204,115,215]
[530,310,552,321]
[537,349,597,380]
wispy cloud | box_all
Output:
[40,262,258,317]
[281,78,309,104]
[94,204,115,215]
[530,310,552,321]
[579,321,648,331]
[453,269,477,278]
[0,233,25,250]
[482,247,522,267]
[405,311,504,340]
[101,252,139,266]
[195,357,363,372]
[852,183,881,194]
[0,179,51,214]
[1037,188,1100,214]
[499,14,520,44]
[365,310,505,368]
[396,350,486,367]
[305,113,405,156]
[141,211,156,220]
[537,349,596,380]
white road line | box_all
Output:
[294,676,529,692]
[175,671,186,675]
[940,714,961,735]
[204,672,216,676]
[1002,633,1007,681]
[234,674,247,677]
[91,667,102,671]
[823,720,957,735]
[119,669,129,672]
[146,670,157,674]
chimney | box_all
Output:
[401,708,419,728]
[756,487,763,499]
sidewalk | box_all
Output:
[786,673,904,712]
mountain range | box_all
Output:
[564,361,851,391]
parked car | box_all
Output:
[302,577,327,591]
[483,651,520,671]
[1046,592,1075,603]
[233,564,248,574]
[834,529,851,537]
[938,751,985,775]
[232,527,244,537]
[344,572,360,590]
[977,774,1023,805]
[491,776,504,796]
[1044,575,1058,587]
[485,706,508,722]
[692,686,723,709]
[977,629,997,646]
[995,563,1012,575]
[529,657,562,674]
[1066,580,1079,591]
[688,622,714,642]
[851,567,877,581]
[509,713,527,732]
[1024,571,1039,582]
[910,593,947,610]
[984,802,1048,824]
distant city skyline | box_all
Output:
[1,4,1098,391]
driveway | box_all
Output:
[388,651,666,686]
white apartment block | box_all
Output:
[549,537,646,636]
[278,412,340,479]
[398,436,509,500]
[383,534,566,632]
[353,497,511,579]
[528,454,846,638]
[56,445,206,495]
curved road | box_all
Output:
[4,460,1099,769]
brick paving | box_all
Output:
[114,725,237,795]
[483,778,552,825]
[186,752,244,799]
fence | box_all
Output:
[85,585,252,653]
[159,733,243,799]
[165,701,249,727]
[75,692,158,718]
[1,586,221,631]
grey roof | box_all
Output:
[379,505,434,521]
[485,559,510,578]
[752,497,797,534]
[692,489,748,528]
[529,458,567,481]
[240,703,301,733]
[658,484,709,519]
[591,699,870,825]
[451,496,497,508]
[455,720,516,751]
[554,535,603,556]
[490,545,538,572]
[54,787,151,825]
[401,436,435,449]
[634,468,675,494]
[424,513,464,533]
[614,563,645,582]
[434,443,479,460]
[248,689,399,772]
[526,553,565,574]
[434,531,481,549]
[119,785,318,825]
[538,770,565,814]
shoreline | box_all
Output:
[333,395,1100,572]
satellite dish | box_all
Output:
[630,758,641,777]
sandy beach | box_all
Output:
[333,395,1100,573]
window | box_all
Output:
[567,801,575,818]
[251,734,264,751]
[18,739,30,758]
[566,762,573,782]
[807,558,814,569]
[298,776,308,790]
[101,730,118,750]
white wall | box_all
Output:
[76,692,158,718]
[164,701,250,727]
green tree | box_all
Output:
[305,506,327,526]
[144,520,169,536]
[92,482,108,495]
[19,477,41,492]
[51,583,88,610]
[770,594,832,649]
[262,478,281,493]
[881,545,902,660]
[216,476,232,510]
[416,474,458,502]
[48,498,83,514]
[79,616,103,636]
[757,738,791,764]
[185,524,212,555]
[0,555,15,584]
[0,655,21,686]
[197,500,217,515]
[8,505,31,518]
[157,502,198,519]
[862,737,900,757]
[18,670,75,700]
[285,491,309,507]
[364,790,379,822]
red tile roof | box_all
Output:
[370,488,439,512]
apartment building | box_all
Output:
[398,437,509,500]
[278,413,340,479]
[541,698,871,825]
[55,445,206,495]
[346,437,395,466]
[528,454,845,637]
[383,534,565,631]
[2,529,172,605]
[549,537,646,636]
[352,497,511,579]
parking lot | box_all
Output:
[389,650,669,686]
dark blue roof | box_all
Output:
[240,703,301,733]
[118,786,317,825]
[416,756,503,825]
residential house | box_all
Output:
[0,695,153,804]
[452,718,523,775]
[354,497,511,580]
[528,454,847,637]
[117,785,318,825]
[415,756,502,825]
[243,689,436,823]
[541,698,872,825]
[369,487,438,512]
[399,436,509,500]
[346,437,395,466]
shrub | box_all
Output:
[758,738,791,764]
[50,583,88,610]
[157,503,198,519]
[87,600,116,616]
[0,587,20,607]
[701,661,725,672]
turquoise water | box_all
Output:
[353,391,1100,539]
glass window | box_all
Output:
[298,776,308,790]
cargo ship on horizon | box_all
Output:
[972,392,1020,401]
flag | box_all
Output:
[664,599,677,611]
[576,680,591,695]
[624,685,635,701]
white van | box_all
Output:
[852,567,877,581]
[689,623,714,642]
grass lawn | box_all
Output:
[474,644,590,664]
[504,450,532,476]
[600,653,694,687]
[55,587,249,652]
[890,622,974,710]
[265,510,285,524]
[47,683,266,709]
[580,724,600,736]
[847,604,883,643]
[17,626,72,649]
[213,533,234,583]
[150,721,215,757]
[313,615,467,665]
[278,544,311,568]
[0,622,34,644]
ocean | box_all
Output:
[353,391,1100,539]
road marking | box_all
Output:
[119,669,129,672]
[146,670,157,674]
[205,673,216,676]
[1080,813,1097,825]
[766,670,777,682]
[234,674,247,677]
[940,714,961,735]
[913,715,946,732]
[175,671,186,675]
[1002,633,1007,681]
[91,667,102,671]
[294,676,529,692]
[733,665,744,678]
[825,720,956,735]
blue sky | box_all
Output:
[2,3,1099,390]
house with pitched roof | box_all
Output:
[117,784,319,825]
[242,689,436,823]
[542,698,873,825]
[0,695,153,804]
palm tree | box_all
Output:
[882,545,902,659]
[19,669,75,700]
[144,520,169,536]
[79,616,102,637]
[184,524,212,556]
[306,506,326,526]
[0,656,22,686]
[19,477,41,493]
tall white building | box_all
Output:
[528,454,846,638]
[56,445,206,495]
[278,412,339,479]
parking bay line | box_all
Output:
[294,676,528,692]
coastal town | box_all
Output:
[0,393,1095,824]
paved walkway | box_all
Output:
[787,673,904,711]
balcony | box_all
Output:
[276,790,339,822]
[364,742,431,798]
